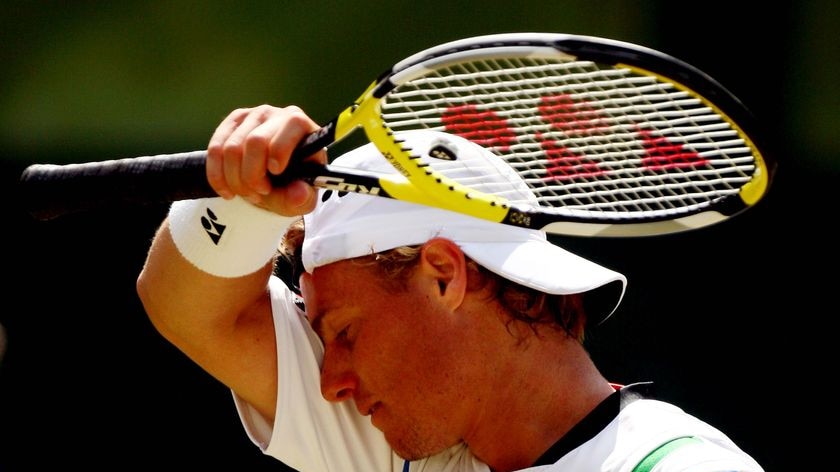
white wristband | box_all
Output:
[168,196,295,278]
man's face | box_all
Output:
[300,255,492,460]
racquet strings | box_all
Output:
[379,56,759,220]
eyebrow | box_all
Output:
[310,306,355,342]
[309,305,344,341]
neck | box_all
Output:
[463,333,614,472]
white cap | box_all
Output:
[302,130,627,323]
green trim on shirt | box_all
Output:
[632,436,702,472]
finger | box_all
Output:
[242,116,286,196]
[262,177,321,216]
[239,105,317,201]
[267,106,324,175]
[221,143,251,202]
[207,107,253,198]
[221,106,277,201]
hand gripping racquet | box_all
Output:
[19,32,775,237]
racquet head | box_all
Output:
[288,32,775,237]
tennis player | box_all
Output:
[136,104,765,471]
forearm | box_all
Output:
[137,218,273,356]
[136,197,292,418]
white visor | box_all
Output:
[303,130,627,323]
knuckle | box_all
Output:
[253,104,278,120]
[221,140,244,160]
[283,104,304,115]
[244,131,270,149]
[227,107,253,123]
[284,106,309,125]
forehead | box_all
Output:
[300,259,378,323]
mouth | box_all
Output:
[357,400,381,417]
[368,402,385,429]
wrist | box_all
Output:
[167,196,295,278]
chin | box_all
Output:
[384,429,453,462]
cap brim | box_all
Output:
[460,238,626,323]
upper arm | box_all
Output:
[136,218,279,420]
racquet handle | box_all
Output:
[18,127,336,221]
[19,151,215,220]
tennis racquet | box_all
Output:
[19,32,775,237]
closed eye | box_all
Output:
[336,325,350,341]
[333,322,359,348]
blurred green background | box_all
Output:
[2,1,836,470]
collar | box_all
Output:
[531,382,655,467]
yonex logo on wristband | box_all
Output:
[169,197,290,277]
[200,207,226,245]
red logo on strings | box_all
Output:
[441,94,707,182]
[441,105,517,150]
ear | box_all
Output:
[418,238,467,309]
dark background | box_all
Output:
[2,1,836,470]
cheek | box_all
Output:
[355,296,466,386]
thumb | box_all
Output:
[263,179,318,216]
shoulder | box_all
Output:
[617,398,736,446]
[545,398,762,472]
[616,399,764,471]
[650,436,765,471]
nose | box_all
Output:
[320,346,358,403]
